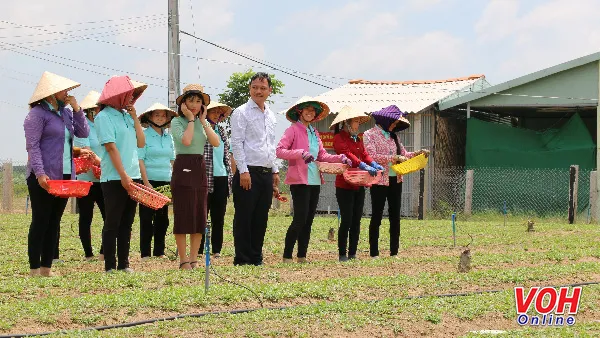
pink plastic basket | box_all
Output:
[315,161,349,175]
[74,157,94,175]
[92,166,101,179]
[129,182,171,210]
[47,180,93,198]
[343,168,382,187]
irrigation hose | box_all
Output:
[2,280,598,338]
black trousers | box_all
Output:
[232,168,272,265]
[139,180,170,258]
[336,187,365,257]
[27,173,69,269]
[283,184,320,259]
[77,182,105,258]
[101,180,138,271]
[200,176,228,255]
[369,179,402,257]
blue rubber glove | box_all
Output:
[370,161,384,171]
[358,162,378,177]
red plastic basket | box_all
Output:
[315,161,349,175]
[343,168,382,187]
[92,165,101,179]
[47,180,93,198]
[129,182,171,210]
[74,156,94,175]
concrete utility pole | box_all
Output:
[168,0,181,110]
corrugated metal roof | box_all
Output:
[307,75,487,114]
[438,51,600,111]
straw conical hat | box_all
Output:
[139,103,178,122]
[285,96,330,123]
[130,79,148,103]
[329,105,371,129]
[80,91,101,110]
[176,84,211,106]
[28,71,80,105]
[207,101,232,122]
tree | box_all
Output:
[218,69,285,109]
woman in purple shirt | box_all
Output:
[24,71,90,277]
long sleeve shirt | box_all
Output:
[333,130,373,190]
[363,126,415,185]
[230,98,278,174]
[24,103,89,180]
[276,121,343,185]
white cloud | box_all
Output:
[475,0,600,80]
[317,30,467,80]
[474,0,520,42]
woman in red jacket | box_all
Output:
[331,106,383,262]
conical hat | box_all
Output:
[28,71,80,104]
[130,79,148,104]
[80,91,101,110]
[176,84,211,106]
[138,103,178,122]
[285,96,330,123]
[98,76,135,110]
[329,105,371,129]
[207,101,232,122]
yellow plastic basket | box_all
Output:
[391,154,429,175]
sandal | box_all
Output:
[179,261,190,270]
[190,261,198,269]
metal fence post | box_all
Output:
[568,165,579,224]
[590,171,597,222]
[418,168,425,220]
[464,169,474,216]
[2,161,13,212]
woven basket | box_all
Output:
[343,168,382,187]
[47,180,92,198]
[315,161,349,175]
[391,154,429,175]
[92,166,101,179]
[129,182,171,210]
[74,157,94,175]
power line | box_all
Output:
[189,35,348,83]
[180,30,334,89]
[188,0,201,81]
[0,17,166,39]
[0,14,168,30]
[0,19,290,73]
[0,42,226,92]
[8,23,165,49]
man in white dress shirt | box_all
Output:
[230,72,280,266]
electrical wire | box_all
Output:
[188,0,201,81]
[0,17,166,39]
[180,30,334,90]
[189,36,347,85]
[0,14,168,30]
[0,19,292,73]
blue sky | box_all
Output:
[1,0,599,162]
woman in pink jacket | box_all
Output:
[276,97,352,263]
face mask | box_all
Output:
[52,95,65,109]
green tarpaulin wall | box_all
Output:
[465,113,596,215]
[466,113,595,169]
